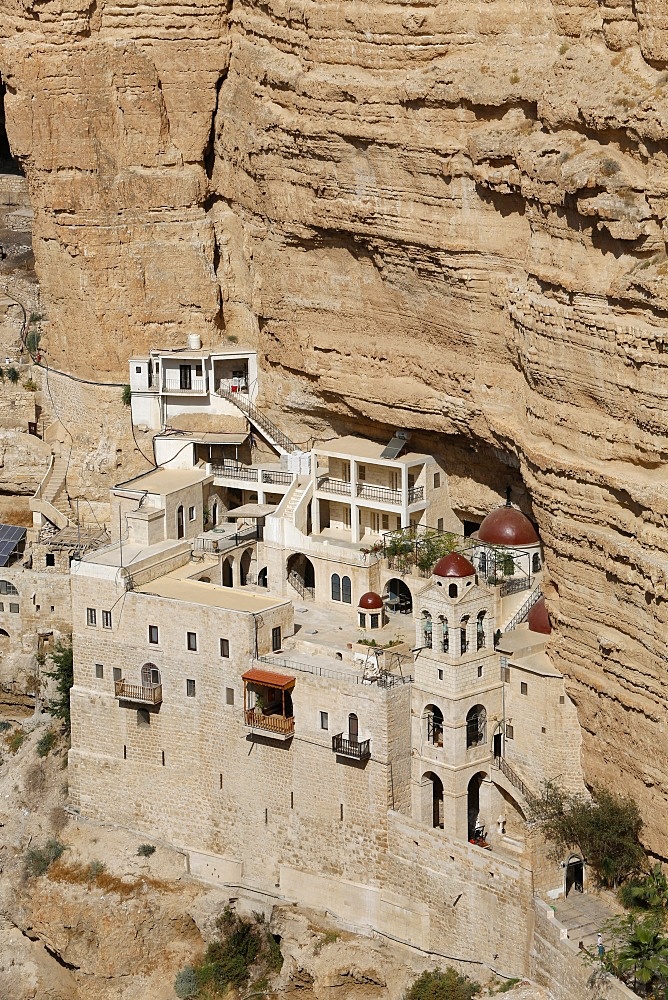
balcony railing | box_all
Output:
[219,378,248,394]
[262,470,293,485]
[211,465,259,482]
[244,708,295,736]
[163,377,207,393]
[408,486,424,503]
[332,733,371,760]
[115,680,163,705]
[356,483,401,504]
[317,476,352,496]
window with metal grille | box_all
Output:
[9,603,18,613]
[102,611,112,629]
[86,607,96,627]
[0,580,18,595]
[186,679,196,697]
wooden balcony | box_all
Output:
[332,733,371,761]
[115,680,163,705]
[244,708,294,739]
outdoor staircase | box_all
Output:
[502,583,542,632]
[492,753,536,803]
[217,387,298,456]
[29,441,74,529]
[281,476,310,520]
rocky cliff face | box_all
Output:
[1,3,668,850]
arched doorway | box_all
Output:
[287,553,315,598]
[565,855,584,896]
[211,499,219,528]
[383,578,412,614]
[176,505,185,539]
[467,772,486,840]
[240,548,252,586]
[222,557,234,588]
[422,771,444,829]
[141,663,161,688]
[0,628,9,654]
[257,567,268,588]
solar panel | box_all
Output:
[380,435,408,460]
[0,524,26,567]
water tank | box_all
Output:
[187,333,202,350]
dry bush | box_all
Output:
[48,860,176,898]
[49,806,69,835]
[24,762,46,795]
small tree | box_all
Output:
[6,366,19,384]
[121,384,131,406]
[404,968,480,1000]
[45,637,74,732]
[530,782,645,888]
[26,329,41,355]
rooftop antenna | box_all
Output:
[505,485,512,508]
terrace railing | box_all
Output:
[332,734,371,760]
[211,464,259,482]
[114,680,163,705]
[163,377,207,393]
[244,708,295,736]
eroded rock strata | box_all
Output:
[1,3,668,850]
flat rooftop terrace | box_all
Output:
[314,436,431,465]
[137,571,289,614]
[114,467,210,495]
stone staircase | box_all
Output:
[502,583,542,632]
[216,387,298,456]
[29,435,74,529]
[281,477,310,520]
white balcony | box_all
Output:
[162,377,207,394]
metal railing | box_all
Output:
[255,655,413,689]
[357,483,401,504]
[317,476,352,496]
[408,486,425,503]
[193,525,259,554]
[211,465,259,482]
[114,680,163,705]
[499,576,532,598]
[163,377,207,393]
[332,733,371,760]
[493,754,534,801]
[219,378,249,394]
[288,571,314,599]
[217,387,298,454]
[244,708,295,735]
[262,470,293,485]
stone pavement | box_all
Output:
[553,891,623,951]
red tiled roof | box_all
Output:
[242,668,295,690]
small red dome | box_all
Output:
[358,591,384,610]
[478,506,539,547]
[528,596,551,635]
[433,552,476,578]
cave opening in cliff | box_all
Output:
[0,78,21,175]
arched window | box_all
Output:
[532,552,541,573]
[466,705,486,749]
[460,616,469,655]
[439,615,449,653]
[141,663,161,688]
[448,583,458,598]
[479,551,487,577]
[0,580,18,596]
[422,611,432,649]
[211,499,219,527]
[341,576,352,604]
[476,611,486,650]
[425,704,444,747]
[331,574,341,601]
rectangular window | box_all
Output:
[86,607,96,627]
[225,687,235,706]
[343,507,351,529]
[195,363,203,377]
[381,513,389,530]
[505,724,514,740]
[437,518,444,532]
[433,472,441,489]
[186,679,196,697]
[521,681,528,695]
[46,553,55,567]
[370,512,380,533]
[148,625,159,645]
[503,667,511,683]
[187,631,197,652]
[272,626,282,652]
[113,667,122,682]
[188,506,196,521]
[477,665,483,678]
[102,610,112,629]
[559,695,565,705]
[220,638,230,658]
[370,613,379,628]
[95,663,104,679]
[358,465,366,480]
[438,669,444,681]
[50,606,54,613]
[0,602,4,612]
[320,711,329,730]
[9,603,18,614]
[135,366,142,374]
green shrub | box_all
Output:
[88,860,106,881]
[45,638,74,732]
[619,864,668,912]
[0,720,11,732]
[22,378,37,391]
[530,782,645,888]
[29,312,43,324]
[601,157,621,177]
[6,367,19,384]
[404,967,481,1000]
[36,729,58,758]
[4,728,25,754]
[137,843,156,857]
[174,966,199,999]
[24,837,66,876]
[26,329,41,355]
[121,384,131,406]
[227,335,239,344]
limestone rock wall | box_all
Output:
[1,3,668,851]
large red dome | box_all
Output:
[433,552,476,578]
[358,591,384,610]
[528,596,551,635]
[478,506,539,547]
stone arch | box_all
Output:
[421,610,432,648]
[0,628,9,653]
[424,703,444,747]
[331,572,341,601]
[466,704,486,749]
[460,614,470,655]
[383,578,412,614]
[439,614,449,653]
[176,504,185,539]
[222,556,234,588]
[141,663,161,688]
[257,567,268,588]
[287,553,315,598]
[467,771,487,840]
[421,771,444,829]
[240,548,253,586]
[476,610,486,650]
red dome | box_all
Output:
[478,506,539,547]
[358,591,384,610]
[433,552,476,578]
[528,596,551,635]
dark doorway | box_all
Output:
[176,505,185,539]
[383,578,412,614]
[493,731,502,760]
[287,553,315,598]
[422,771,444,829]
[257,567,268,588]
[348,713,358,744]
[222,558,233,588]
[467,772,485,840]
[240,549,252,586]
[566,857,584,896]
[179,365,192,390]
